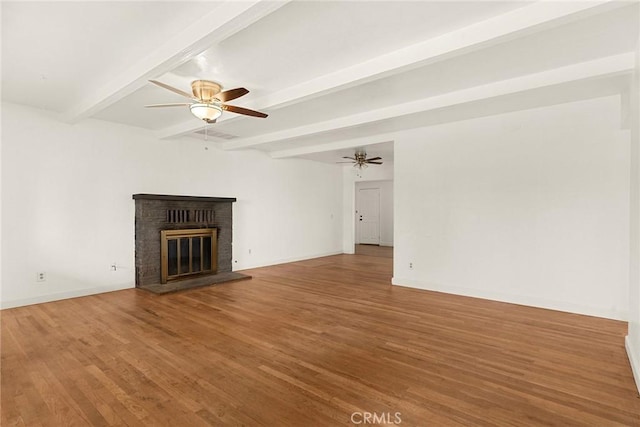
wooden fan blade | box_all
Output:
[217,88,249,103]
[144,103,191,108]
[222,104,268,118]
[336,161,355,163]
[366,161,383,164]
[366,157,382,161]
[149,80,194,100]
[342,156,356,160]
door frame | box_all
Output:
[348,179,393,253]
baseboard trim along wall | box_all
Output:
[1,252,345,309]
[1,283,134,310]
[391,277,627,321]
[625,336,640,394]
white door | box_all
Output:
[357,188,380,245]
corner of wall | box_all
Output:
[625,336,640,394]
[626,16,640,396]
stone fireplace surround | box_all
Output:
[133,194,250,294]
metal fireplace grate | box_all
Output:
[166,209,215,224]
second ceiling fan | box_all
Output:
[145,79,268,123]
[338,151,383,169]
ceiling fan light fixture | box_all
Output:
[190,103,223,122]
[147,80,267,121]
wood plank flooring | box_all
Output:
[354,244,393,258]
[2,253,639,426]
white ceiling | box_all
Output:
[1,1,221,112]
[2,1,638,165]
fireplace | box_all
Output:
[161,228,217,283]
[133,194,250,293]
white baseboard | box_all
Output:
[391,277,627,321]
[235,250,344,271]
[3,251,345,308]
[626,336,640,394]
[1,283,134,309]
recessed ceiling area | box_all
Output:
[2,1,638,167]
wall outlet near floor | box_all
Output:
[409,262,413,270]
[36,272,46,282]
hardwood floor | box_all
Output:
[2,253,639,426]
[354,244,393,258]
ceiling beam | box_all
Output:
[223,53,635,152]
[62,0,290,123]
[157,0,627,140]
[270,136,396,159]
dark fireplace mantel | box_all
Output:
[133,194,237,203]
[133,193,249,294]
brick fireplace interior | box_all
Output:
[133,194,250,294]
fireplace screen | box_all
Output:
[160,228,217,283]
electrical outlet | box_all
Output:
[409,262,413,270]
[36,272,46,282]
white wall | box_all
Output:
[393,95,630,320]
[627,29,640,392]
[355,180,393,246]
[1,102,343,308]
[342,162,394,253]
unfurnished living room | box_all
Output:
[2,1,640,426]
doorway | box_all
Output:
[354,180,393,250]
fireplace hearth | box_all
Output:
[133,194,250,294]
